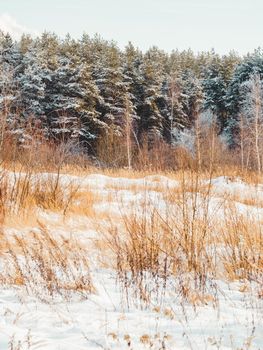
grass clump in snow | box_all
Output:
[0,223,94,302]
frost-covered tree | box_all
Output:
[239,74,263,173]
[227,52,263,118]
[0,32,23,146]
[15,49,46,117]
[1,29,263,160]
[225,51,263,147]
[10,48,47,143]
[162,74,187,143]
[202,64,228,131]
[44,57,103,145]
[0,31,21,97]
[92,43,134,137]
[36,32,60,70]
[180,70,203,127]
[136,47,167,142]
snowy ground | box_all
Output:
[0,271,262,350]
[0,172,262,349]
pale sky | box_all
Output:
[0,0,262,54]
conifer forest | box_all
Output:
[2,31,263,170]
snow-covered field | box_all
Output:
[0,172,262,350]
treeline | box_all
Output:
[1,31,263,170]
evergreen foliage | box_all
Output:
[1,31,263,156]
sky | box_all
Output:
[0,0,262,54]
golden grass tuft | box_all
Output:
[0,223,94,301]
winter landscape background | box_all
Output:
[0,1,263,349]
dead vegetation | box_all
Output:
[0,132,262,310]
[0,223,94,302]
[99,168,263,307]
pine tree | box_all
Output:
[227,51,263,118]
[136,47,167,142]
[202,64,228,131]
[15,48,46,118]
[0,32,23,145]
[92,42,133,136]
[180,70,203,127]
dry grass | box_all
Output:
[102,209,173,306]
[221,191,263,208]
[98,168,263,307]
[0,169,78,217]
[0,165,99,303]
[69,188,102,217]
[0,223,94,302]
[219,203,263,282]
[99,170,219,306]
[0,167,109,224]
[0,149,263,308]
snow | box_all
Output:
[210,176,263,213]
[0,271,262,350]
[2,170,179,192]
[0,172,262,349]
